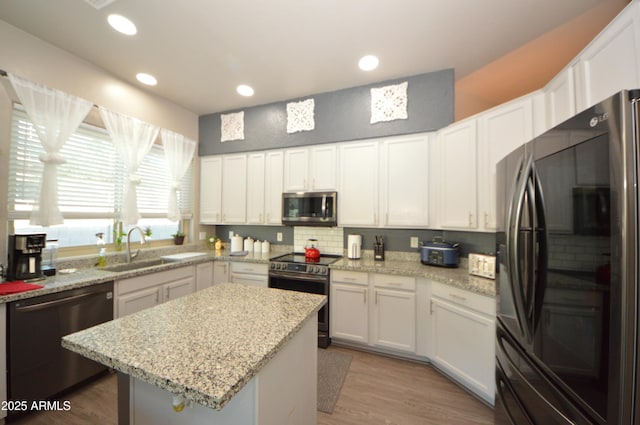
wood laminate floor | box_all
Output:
[8,346,493,425]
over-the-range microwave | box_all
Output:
[282,191,337,227]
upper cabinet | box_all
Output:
[438,118,478,230]
[477,95,534,231]
[338,141,379,227]
[283,145,336,192]
[575,2,640,112]
[545,66,577,128]
[246,153,266,224]
[380,134,430,227]
[200,156,222,224]
[264,151,284,225]
[221,154,247,223]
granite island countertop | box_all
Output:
[62,283,326,410]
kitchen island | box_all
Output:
[62,282,326,425]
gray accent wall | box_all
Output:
[199,69,454,156]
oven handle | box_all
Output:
[268,271,328,284]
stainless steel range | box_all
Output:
[268,253,342,348]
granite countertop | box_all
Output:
[331,256,496,297]
[62,283,326,410]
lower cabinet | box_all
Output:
[213,261,230,286]
[429,281,495,405]
[229,262,268,287]
[195,261,214,291]
[330,271,369,344]
[330,271,416,354]
[115,266,196,318]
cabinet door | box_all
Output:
[330,283,368,343]
[371,288,416,353]
[283,148,309,192]
[309,145,336,190]
[118,287,160,317]
[478,96,533,231]
[199,156,222,224]
[439,120,477,229]
[195,262,214,291]
[264,151,284,224]
[430,297,495,404]
[545,66,576,128]
[221,154,247,223]
[213,261,229,286]
[246,153,266,224]
[381,135,430,227]
[575,4,640,111]
[338,141,378,226]
[163,277,195,302]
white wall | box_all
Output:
[0,19,200,265]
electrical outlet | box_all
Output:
[229,231,234,239]
[199,232,206,241]
[410,236,419,248]
[277,232,283,242]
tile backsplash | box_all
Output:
[294,227,344,255]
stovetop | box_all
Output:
[269,253,342,266]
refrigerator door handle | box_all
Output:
[531,163,548,335]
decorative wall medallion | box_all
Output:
[287,98,315,133]
[370,81,408,123]
[220,111,245,142]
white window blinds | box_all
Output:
[8,107,193,221]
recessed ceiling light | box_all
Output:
[359,55,379,71]
[107,14,137,35]
[136,73,157,86]
[237,85,254,97]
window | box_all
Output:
[7,106,194,247]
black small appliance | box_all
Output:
[7,234,46,282]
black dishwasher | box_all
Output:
[7,281,114,408]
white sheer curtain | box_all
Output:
[9,74,93,227]
[160,129,196,221]
[98,107,160,226]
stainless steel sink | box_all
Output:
[98,258,167,273]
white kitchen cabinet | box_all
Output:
[221,154,247,223]
[477,95,534,231]
[115,266,196,317]
[380,135,430,227]
[330,270,369,344]
[545,65,577,128]
[338,141,379,226]
[213,261,230,286]
[370,274,416,353]
[229,262,268,287]
[195,261,214,291]
[246,153,266,224]
[199,156,222,224]
[283,145,336,192]
[430,281,495,405]
[264,151,284,224]
[575,2,640,112]
[438,118,478,230]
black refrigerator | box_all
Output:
[494,90,640,425]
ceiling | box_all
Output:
[0,0,629,116]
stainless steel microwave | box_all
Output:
[282,191,337,226]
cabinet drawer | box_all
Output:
[118,266,195,295]
[230,261,268,275]
[331,270,368,286]
[432,281,495,316]
[371,274,416,291]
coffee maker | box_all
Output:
[7,234,46,281]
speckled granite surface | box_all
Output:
[331,256,496,297]
[62,283,326,410]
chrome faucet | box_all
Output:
[126,226,146,263]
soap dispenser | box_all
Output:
[96,233,107,267]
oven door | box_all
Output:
[268,271,330,347]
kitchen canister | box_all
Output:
[253,240,262,253]
[231,235,243,253]
[243,237,254,252]
[262,240,270,253]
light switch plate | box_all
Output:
[277,232,283,242]
[410,237,419,248]
[468,253,496,279]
